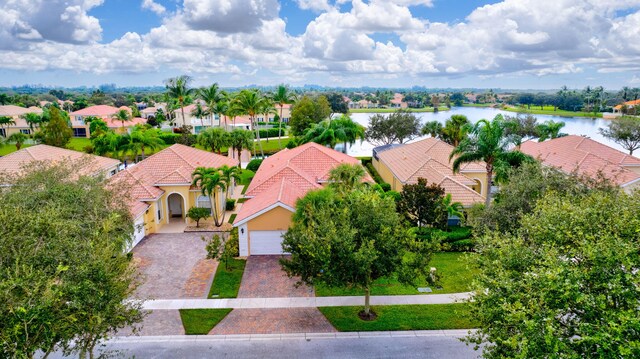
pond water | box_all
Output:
[341,107,628,157]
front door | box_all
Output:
[168,193,183,218]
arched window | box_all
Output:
[197,195,212,214]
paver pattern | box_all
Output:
[132,233,213,299]
[209,308,336,335]
[118,310,185,336]
[238,256,314,298]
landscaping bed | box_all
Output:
[179,309,233,335]
[315,252,476,296]
[208,257,246,298]
[319,304,476,331]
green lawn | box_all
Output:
[67,137,92,151]
[208,258,246,298]
[462,103,495,108]
[239,169,255,186]
[0,144,31,156]
[319,304,477,331]
[349,107,450,114]
[179,309,233,335]
[228,213,237,224]
[315,252,476,296]
[502,105,602,118]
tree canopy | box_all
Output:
[365,109,421,146]
[36,106,72,148]
[599,116,640,155]
[289,95,331,136]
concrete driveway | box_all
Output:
[132,233,218,300]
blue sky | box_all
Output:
[1,0,639,89]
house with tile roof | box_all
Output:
[0,105,43,138]
[109,144,238,248]
[69,105,137,138]
[233,142,373,256]
[372,137,487,207]
[613,99,640,115]
[521,135,640,192]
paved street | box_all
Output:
[48,331,481,359]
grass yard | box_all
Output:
[67,137,92,151]
[179,309,233,335]
[239,169,255,186]
[462,103,495,108]
[319,304,477,331]
[208,258,246,298]
[0,144,31,156]
[228,213,237,224]
[502,105,602,118]
[349,107,450,114]
[315,252,476,296]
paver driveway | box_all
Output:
[211,256,336,334]
[132,233,218,299]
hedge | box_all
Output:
[159,132,181,145]
[225,199,236,211]
[415,226,472,243]
[258,128,286,138]
[246,159,263,172]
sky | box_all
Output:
[1,0,640,89]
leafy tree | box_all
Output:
[537,119,567,142]
[450,115,533,206]
[325,92,348,117]
[281,186,435,319]
[289,95,331,136]
[112,109,132,131]
[467,189,640,358]
[89,119,109,138]
[301,115,365,153]
[36,107,72,148]
[450,92,465,106]
[197,127,229,154]
[365,109,421,146]
[503,114,541,144]
[175,125,196,146]
[0,160,143,358]
[91,131,121,157]
[192,167,228,227]
[599,116,640,155]
[272,84,296,148]
[231,89,273,157]
[397,178,447,229]
[228,129,254,167]
[7,132,28,150]
[188,207,210,227]
[203,231,239,271]
[0,93,9,105]
[165,75,194,127]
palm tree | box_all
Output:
[328,163,366,194]
[7,132,28,150]
[165,75,194,128]
[0,116,16,137]
[537,120,566,142]
[197,127,229,154]
[22,113,42,133]
[440,115,471,147]
[190,102,209,128]
[450,115,533,207]
[231,89,272,158]
[198,84,223,126]
[219,165,241,199]
[211,100,229,130]
[442,193,464,220]
[192,167,227,227]
[128,126,165,160]
[112,109,132,132]
[91,131,120,156]
[272,84,296,149]
[422,120,443,138]
[301,115,365,153]
[228,129,254,167]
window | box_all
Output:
[0,128,5,137]
[197,195,212,214]
[73,128,87,137]
[20,129,30,135]
[156,199,162,221]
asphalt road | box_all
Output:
[48,334,481,359]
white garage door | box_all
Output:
[250,230,286,255]
[130,216,146,251]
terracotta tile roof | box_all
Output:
[0,105,43,117]
[614,99,640,110]
[110,144,237,215]
[236,142,373,224]
[0,144,119,178]
[521,135,640,187]
[69,105,121,117]
[376,138,486,206]
[103,117,147,128]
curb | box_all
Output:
[109,330,475,343]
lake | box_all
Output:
[342,107,629,157]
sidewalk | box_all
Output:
[142,292,472,310]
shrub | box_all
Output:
[415,226,472,243]
[449,239,475,252]
[286,139,298,149]
[365,162,385,184]
[246,159,263,172]
[188,207,210,227]
[380,183,391,192]
[384,190,401,202]
[258,128,285,138]
[226,199,236,211]
[159,132,181,145]
[83,145,94,154]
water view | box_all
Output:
[344,107,626,157]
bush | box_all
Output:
[83,145,94,154]
[258,128,285,138]
[380,183,391,192]
[286,139,298,149]
[188,207,210,227]
[449,239,475,252]
[159,132,181,145]
[415,226,472,243]
[226,199,236,211]
[246,159,263,172]
[365,162,385,184]
[384,190,401,202]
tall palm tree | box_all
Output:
[112,109,131,132]
[441,115,471,147]
[537,120,566,142]
[219,165,241,199]
[450,115,533,207]
[197,127,229,154]
[301,115,365,153]
[211,99,229,130]
[22,113,42,133]
[190,102,209,129]
[272,84,296,149]
[128,126,165,160]
[165,75,194,128]
[231,89,272,157]
[192,167,227,227]
[198,84,223,126]
[228,129,254,167]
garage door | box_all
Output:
[250,230,286,255]
[129,216,146,251]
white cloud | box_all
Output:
[182,0,280,33]
[141,0,166,15]
[296,0,333,12]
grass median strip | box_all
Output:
[179,309,233,335]
[319,304,476,332]
[208,258,246,298]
